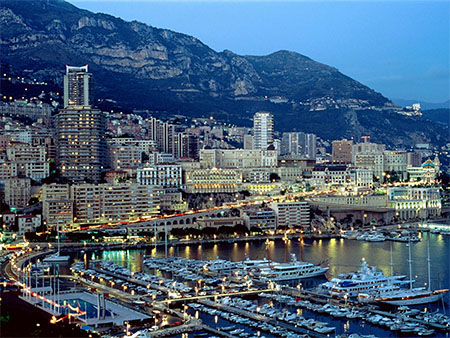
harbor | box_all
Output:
[3,230,447,337]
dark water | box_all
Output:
[89,232,450,337]
[94,232,450,292]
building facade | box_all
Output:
[137,164,183,188]
[64,65,92,108]
[108,144,141,170]
[4,177,31,209]
[184,168,242,193]
[71,184,162,224]
[332,139,353,164]
[253,112,274,150]
[55,108,107,182]
[387,187,441,219]
[271,201,310,229]
[200,149,277,168]
[42,184,73,227]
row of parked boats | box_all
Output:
[260,292,444,336]
[341,230,421,242]
[146,254,329,283]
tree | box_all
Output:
[250,226,263,233]
[269,173,281,182]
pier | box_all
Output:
[199,299,329,338]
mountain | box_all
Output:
[0,0,448,147]
[392,98,450,110]
[422,109,450,126]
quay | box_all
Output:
[199,299,329,338]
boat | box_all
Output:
[255,254,328,281]
[239,257,274,271]
[417,328,435,336]
[374,236,449,305]
[375,287,449,305]
[366,233,386,242]
[43,221,70,263]
[324,258,407,298]
[43,253,70,263]
[314,326,335,334]
[340,230,360,240]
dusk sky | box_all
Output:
[71,1,450,103]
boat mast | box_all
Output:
[408,236,413,290]
[300,231,304,262]
[265,238,272,269]
[427,233,431,291]
[57,220,61,256]
[390,240,393,276]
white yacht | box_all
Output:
[324,258,407,298]
[239,257,275,271]
[255,254,328,281]
[203,259,237,273]
[373,236,449,305]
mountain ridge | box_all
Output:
[0,0,447,147]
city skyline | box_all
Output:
[1,2,450,337]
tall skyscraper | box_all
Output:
[253,112,274,150]
[56,66,106,182]
[281,132,317,159]
[64,65,92,108]
[147,117,176,155]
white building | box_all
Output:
[387,187,441,220]
[200,149,277,168]
[354,151,385,179]
[383,151,408,180]
[270,201,310,229]
[18,215,42,235]
[71,184,162,224]
[253,112,274,150]
[242,208,277,231]
[0,162,17,182]
[137,164,183,188]
[42,184,73,227]
[184,168,242,193]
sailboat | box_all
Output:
[374,235,449,305]
[44,221,70,263]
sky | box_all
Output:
[71,0,450,103]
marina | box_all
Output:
[5,230,450,338]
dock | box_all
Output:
[199,299,329,338]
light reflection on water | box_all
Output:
[96,232,449,298]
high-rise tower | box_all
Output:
[57,66,106,182]
[64,65,92,108]
[253,112,274,150]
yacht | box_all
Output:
[324,258,407,298]
[374,287,449,305]
[340,230,360,240]
[366,233,386,242]
[373,236,449,305]
[255,254,328,281]
[239,257,275,271]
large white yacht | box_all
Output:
[323,258,407,298]
[255,254,329,281]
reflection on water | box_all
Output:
[94,233,449,299]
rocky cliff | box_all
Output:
[0,0,447,146]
